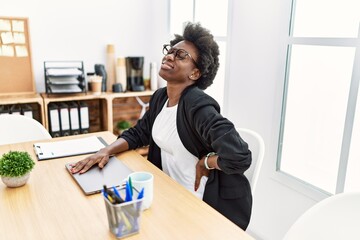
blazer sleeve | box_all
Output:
[190,95,252,175]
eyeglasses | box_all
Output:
[162,44,198,67]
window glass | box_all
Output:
[280,45,355,193]
[205,41,226,107]
[194,0,228,37]
[170,0,193,34]
[293,0,360,37]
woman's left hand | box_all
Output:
[194,157,210,191]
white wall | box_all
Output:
[2,1,323,239]
[1,0,170,92]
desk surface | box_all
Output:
[0,132,254,240]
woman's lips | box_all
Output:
[161,61,174,70]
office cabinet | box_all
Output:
[0,94,45,125]
[41,91,153,134]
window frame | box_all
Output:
[274,0,360,198]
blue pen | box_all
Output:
[112,186,121,198]
[112,186,124,203]
[102,189,108,199]
[125,181,133,202]
[137,188,144,199]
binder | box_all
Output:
[0,105,10,115]
[79,101,89,134]
[48,103,61,137]
[21,104,33,118]
[68,101,80,135]
[59,102,70,136]
[10,104,21,115]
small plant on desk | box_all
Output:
[0,151,35,188]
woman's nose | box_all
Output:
[163,53,175,62]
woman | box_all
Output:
[71,22,252,230]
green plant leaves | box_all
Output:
[0,151,35,177]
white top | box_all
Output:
[152,100,208,199]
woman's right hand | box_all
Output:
[70,148,111,174]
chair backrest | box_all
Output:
[283,192,360,240]
[0,114,52,145]
[236,128,265,193]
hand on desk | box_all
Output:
[70,137,129,174]
[70,148,111,174]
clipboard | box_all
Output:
[33,136,107,161]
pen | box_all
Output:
[103,185,118,204]
[125,181,133,202]
[137,188,144,200]
[112,186,125,203]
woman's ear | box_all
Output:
[189,68,201,81]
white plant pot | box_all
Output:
[1,172,30,188]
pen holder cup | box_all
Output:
[104,188,143,238]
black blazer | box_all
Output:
[121,86,252,230]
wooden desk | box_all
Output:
[0,132,254,240]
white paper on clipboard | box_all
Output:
[33,136,107,160]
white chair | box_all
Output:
[283,192,360,240]
[236,128,265,193]
[0,114,51,145]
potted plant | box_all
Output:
[116,120,132,135]
[0,151,35,188]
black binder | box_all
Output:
[48,103,61,137]
[10,104,22,115]
[68,101,80,135]
[0,105,10,115]
[58,102,70,136]
[79,101,89,134]
[21,104,33,118]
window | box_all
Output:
[170,0,229,108]
[278,0,360,194]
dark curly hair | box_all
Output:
[169,22,220,90]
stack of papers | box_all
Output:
[48,77,80,85]
[49,84,83,93]
[34,136,107,160]
[47,68,83,76]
